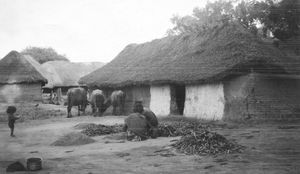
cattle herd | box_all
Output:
[67,87,159,140]
[67,87,125,118]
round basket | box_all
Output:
[27,157,42,171]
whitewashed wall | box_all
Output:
[184,83,225,120]
[150,85,171,116]
[0,83,43,103]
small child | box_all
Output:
[6,106,20,137]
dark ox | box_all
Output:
[89,89,106,116]
[67,87,88,118]
[105,90,126,115]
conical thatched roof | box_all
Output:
[0,51,47,84]
[42,61,104,88]
[79,23,294,88]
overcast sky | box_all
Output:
[0,0,208,63]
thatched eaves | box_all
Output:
[0,51,47,84]
[80,23,292,88]
[42,61,104,88]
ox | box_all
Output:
[111,90,126,115]
[89,89,106,116]
[104,90,126,115]
[67,87,88,118]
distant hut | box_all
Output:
[0,51,47,103]
[79,23,300,120]
[41,61,103,104]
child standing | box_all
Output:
[6,106,20,137]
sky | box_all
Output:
[0,0,208,63]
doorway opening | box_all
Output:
[174,85,185,115]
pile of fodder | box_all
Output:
[158,116,244,155]
[157,117,211,137]
[171,130,244,156]
[158,121,206,137]
[51,132,95,146]
[81,124,124,137]
[74,123,97,129]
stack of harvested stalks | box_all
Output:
[171,130,244,155]
[158,119,244,155]
[81,124,123,137]
[79,118,244,156]
[158,120,207,137]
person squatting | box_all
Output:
[123,101,159,141]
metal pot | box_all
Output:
[27,157,42,171]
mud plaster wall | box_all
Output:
[150,85,171,116]
[0,83,43,103]
[223,73,300,120]
[122,86,150,114]
[184,83,224,120]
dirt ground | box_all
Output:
[0,104,299,174]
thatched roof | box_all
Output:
[42,61,104,88]
[79,23,295,88]
[0,51,47,84]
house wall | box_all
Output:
[0,83,43,103]
[184,83,224,120]
[123,86,151,114]
[150,85,171,116]
[223,73,300,120]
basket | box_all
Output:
[27,157,42,171]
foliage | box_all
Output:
[167,0,299,40]
[167,0,234,35]
[21,47,69,64]
[266,0,300,40]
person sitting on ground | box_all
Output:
[7,106,20,137]
[123,100,156,141]
[133,101,159,138]
[123,112,149,141]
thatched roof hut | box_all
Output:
[40,61,104,104]
[80,23,290,88]
[0,50,47,84]
[42,61,104,89]
[80,23,300,120]
[0,51,47,103]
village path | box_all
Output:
[0,114,299,174]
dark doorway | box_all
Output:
[175,85,185,115]
[61,87,69,95]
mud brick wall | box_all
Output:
[223,73,300,120]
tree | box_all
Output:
[266,0,300,40]
[21,47,69,64]
[235,0,300,40]
[167,0,299,40]
[167,0,234,35]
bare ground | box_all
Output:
[0,104,299,174]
